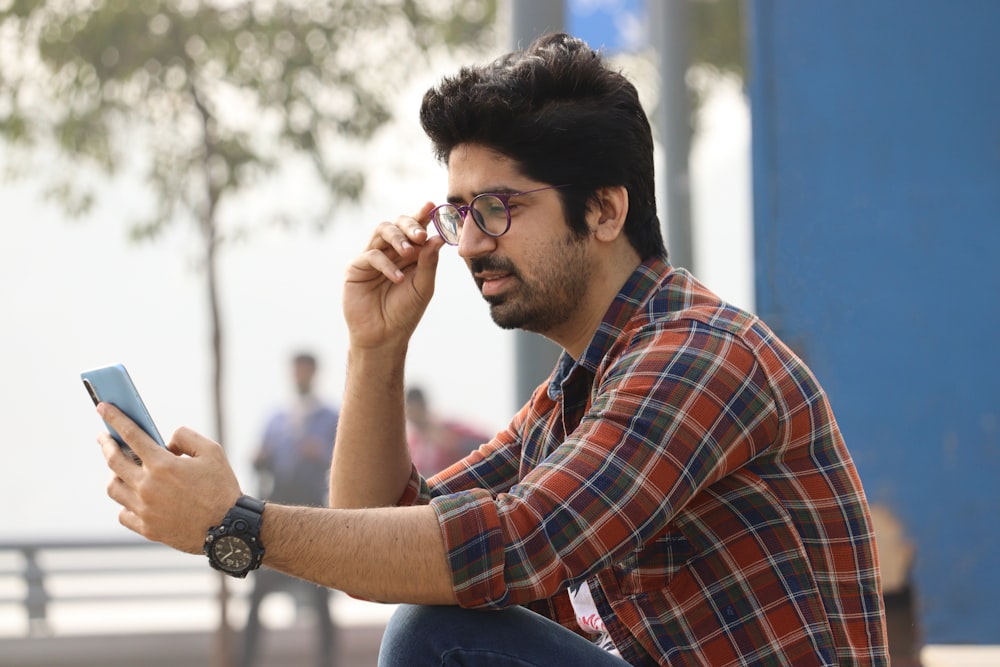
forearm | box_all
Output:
[329,345,414,508]
[260,502,457,605]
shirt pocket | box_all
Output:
[612,528,696,597]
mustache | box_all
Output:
[470,256,518,277]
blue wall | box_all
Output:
[749,0,1000,643]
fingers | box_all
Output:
[357,203,438,283]
[166,426,223,459]
[117,507,143,538]
[100,422,238,553]
[370,202,435,252]
[106,471,138,518]
[106,476,183,550]
[351,242,409,284]
[102,447,152,541]
[99,428,144,491]
[97,403,163,462]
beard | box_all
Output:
[470,231,591,334]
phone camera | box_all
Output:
[83,379,101,406]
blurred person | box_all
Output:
[241,352,339,667]
[870,504,922,667]
[404,386,491,476]
[95,34,888,665]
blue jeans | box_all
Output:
[378,604,631,666]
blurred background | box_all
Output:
[0,1,996,666]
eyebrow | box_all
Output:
[445,186,526,205]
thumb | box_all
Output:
[167,426,221,459]
[411,234,445,302]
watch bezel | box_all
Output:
[210,534,254,572]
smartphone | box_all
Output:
[81,364,166,463]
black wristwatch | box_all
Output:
[203,495,266,578]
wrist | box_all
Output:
[347,336,409,359]
[345,345,408,387]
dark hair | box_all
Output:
[292,352,317,368]
[405,386,427,407]
[420,32,665,259]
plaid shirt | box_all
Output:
[399,257,888,666]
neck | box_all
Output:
[551,247,642,359]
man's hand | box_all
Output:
[98,403,241,554]
[331,202,444,508]
[343,202,445,350]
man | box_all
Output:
[97,34,888,665]
[252,353,338,508]
[242,352,338,667]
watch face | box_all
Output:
[211,535,253,572]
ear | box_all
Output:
[587,186,629,243]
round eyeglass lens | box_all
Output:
[471,195,509,235]
[433,206,461,244]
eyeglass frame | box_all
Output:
[429,184,569,245]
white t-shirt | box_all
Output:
[568,581,622,656]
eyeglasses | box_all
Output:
[429,185,568,245]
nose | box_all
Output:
[456,213,497,259]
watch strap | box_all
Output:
[236,494,266,514]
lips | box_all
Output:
[478,272,514,297]
[470,257,518,298]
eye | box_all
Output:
[485,200,507,216]
[472,195,508,221]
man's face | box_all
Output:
[447,143,592,339]
[293,360,315,395]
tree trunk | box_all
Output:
[191,79,233,667]
[203,188,232,667]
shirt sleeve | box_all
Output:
[429,321,780,610]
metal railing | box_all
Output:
[0,538,233,638]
